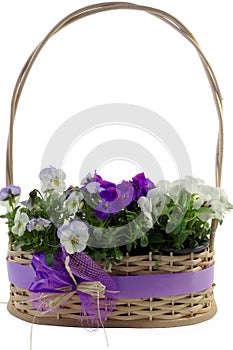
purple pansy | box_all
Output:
[116,181,136,205]
[93,172,116,189]
[81,171,155,220]
[81,172,115,194]
[99,187,118,202]
[94,202,112,220]
[0,185,21,201]
[131,173,155,198]
[94,181,136,220]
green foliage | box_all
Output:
[0,187,217,266]
[146,191,211,251]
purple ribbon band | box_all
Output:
[7,259,214,298]
[114,265,214,297]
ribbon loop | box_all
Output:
[28,250,119,325]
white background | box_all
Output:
[0,1,232,349]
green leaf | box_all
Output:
[13,241,24,251]
[93,227,103,240]
[92,250,107,261]
[104,260,113,272]
[0,214,7,219]
[1,212,14,220]
[166,214,183,234]
[196,207,214,215]
[176,230,188,244]
[45,252,54,266]
[125,210,138,219]
[178,190,191,210]
[113,247,124,261]
[126,242,132,252]
[140,234,149,247]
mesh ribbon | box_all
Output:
[29,250,119,326]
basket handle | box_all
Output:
[6,2,223,250]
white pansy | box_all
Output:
[196,186,233,221]
[214,187,233,211]
[81,173,92,186]
[181,176,204,194]
[169,176,204,201]
[147,188,168,217]
[0,199,11,211]
[193,185,213,210]
[0,197,20,211]
[86,181,103,194]
[27,218,51,232]
[0,185,21,211]
[156,180,171,194]
[138,196,153,228]
[39,167,66,193]
[12,210,29,236]
[64,191,84,214]
[139,176,233,227]
[57,221,89,254]
[138,196,152,218]
[138,186,168,227]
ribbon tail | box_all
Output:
[28,250,119,326]
[62,250,119,326]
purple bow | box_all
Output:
[29,250,119,326]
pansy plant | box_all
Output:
[1,168,232,266]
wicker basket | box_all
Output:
[6,2,223,328]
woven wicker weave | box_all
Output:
[8,248,216,327]
[6,2,223,327]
